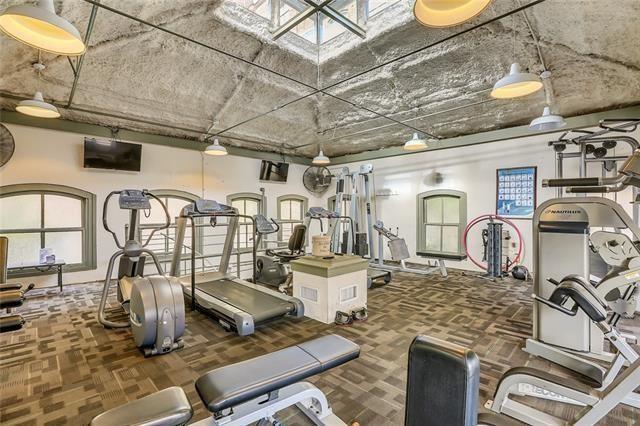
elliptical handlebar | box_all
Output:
[142,191,171,248]
[103,191,124,249]
[102,189,171,250]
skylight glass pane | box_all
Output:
[230,0,271,20]
[280,0,317,43]
[320,0,358,43]
[294,19,317,43]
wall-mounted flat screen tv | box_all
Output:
[259,160,289,183]
[83,138,142,172]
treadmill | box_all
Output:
[169,199,303,336]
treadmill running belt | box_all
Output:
[196,279,294,323]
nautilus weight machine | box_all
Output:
[526,150,640,372]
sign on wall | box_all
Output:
[496,166,537,218]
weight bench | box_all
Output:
[90,334,359,426]
[90,387,193,426]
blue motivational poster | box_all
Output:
[496,167,537,218]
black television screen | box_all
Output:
[83,138,142,172]
[259,160,289,182]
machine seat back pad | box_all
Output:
[195,334,360,413]
[90,386,193,426]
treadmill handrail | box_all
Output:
[184,212,258,310]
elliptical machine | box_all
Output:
[98,189,185,357]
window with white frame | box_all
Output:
[0,184,96,274]
[416,190,467,259]
[138,190,200,272]
[227,193,263,249]
[277,195,308,242]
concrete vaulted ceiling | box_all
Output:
[0,0,639,159]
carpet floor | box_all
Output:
[1,270,638,425]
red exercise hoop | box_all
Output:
[463,214,524,270]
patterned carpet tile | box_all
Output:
[0,270,638,425]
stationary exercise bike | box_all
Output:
[98,189,185,356]
[254,214,306,292]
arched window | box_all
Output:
[0,184,96,274]
[227,192,264,249]
[137,189,199,273]
[277,194,308,242]
[416,190,467,259]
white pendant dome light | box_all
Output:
[204,138,228,156]
[16,91,60,118]
[491,63,543,99]
[414,0,493,28]
[0,0,85,56]
[312,149,330,165]
[403,133,428,151]
[529,106,566,132]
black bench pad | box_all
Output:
[196,334,360,413]
[0,290,23,309]
[90,386,193,426]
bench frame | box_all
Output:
[190,382,345,426]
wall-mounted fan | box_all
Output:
[303,166,332,194]
[0,124,15,168]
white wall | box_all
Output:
[333,128,638,272]
[2,122,638,286]
[1,124,324,287]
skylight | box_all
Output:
[227,0,400,45]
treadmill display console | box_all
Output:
[254,214,277,234]
[119,190,151,210]
[307,206,338,219]
[193,199,236,215]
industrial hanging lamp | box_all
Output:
[414,0,493,28]
[204,138,228,156]
[0,0,85,56]
[490,63,543,99]
[403,132,428,151]
[529,106,566,132]
[16,91,60,118]
[312,149,330,165]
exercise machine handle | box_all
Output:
[543,177,600,187]
[103,191,124,249]
[532,294,577,317]
[566,185,621,194]
[599,119,640,133]
[546,278,561,286]
[141,191,171,248]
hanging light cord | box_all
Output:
[516,0,554,107]
[516,0,547,71]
